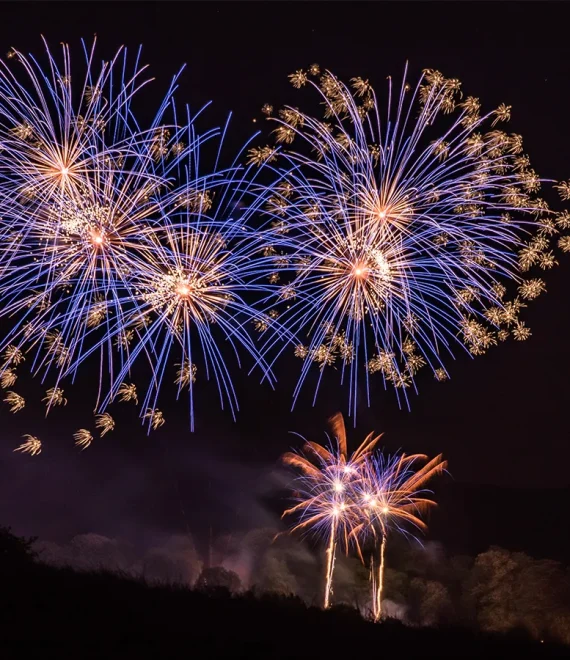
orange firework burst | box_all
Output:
[281,412,382,609]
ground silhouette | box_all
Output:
[0,526,567,658]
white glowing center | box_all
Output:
[353,263,368,278]
[177,284,190,296]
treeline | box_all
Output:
[26,526,570,645]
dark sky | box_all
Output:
[1,2,570,548]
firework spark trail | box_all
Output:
[369,522,387,622]
[255,66,567,419]
[323,515,337,610]
[281,413,383,608]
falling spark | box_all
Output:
[1,368,17,389]
[143,408,165,430]
[43,387,67,408]
[175,361,197,389]
[117,383,138,405]
[14,434,41,456]
[3,345,24,366]
[74,429,93,450]
[95,413,115,436]
[3,391,25,412]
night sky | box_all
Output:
[0,2,569,552]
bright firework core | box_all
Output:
[350,250,391,282]
[142,271,206,311]
[353,262,368,278]
[176,283,191,297]
[332,502,346,516]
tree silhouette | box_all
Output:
[195,566,242,593]
[0,525,37,567]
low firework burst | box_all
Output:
[282,415,446,616]
[281,413,382,609]
[354,452,447,621]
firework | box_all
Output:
[3,391,25,412]
[143,408,165,430]
[282,412,447,616]
[95,412,115,436]
[0,38,148,222]
[257,67,568,417]
[42,387,67,409]
[90,118,281,432]
[117,382,138,405]
[355,452,447,621]
[0,38,284,436]
[281,413,382,608]
[1,368,17,388]
[0,37,192,410]
[2,345,24,366]
[2,42,566,445]
[14,434,41,456]
[73,429,93,450]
